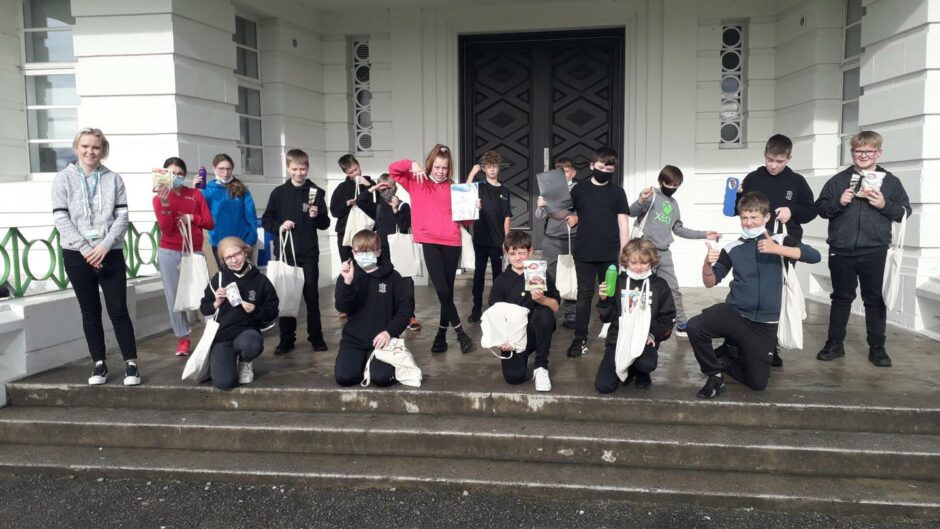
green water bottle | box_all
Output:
[604,264,618,298]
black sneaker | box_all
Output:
[431,330,448,353]
[634,372,652,389]
[697,375,726,399]
[816,341,845,361]
[310,337,328,352]
[467,306,482,323]
[123,363,141,386]
[562,316,576,330]
[868,345,892,367]
[274,341,295,355]
[88,362,108,385]
[456,330,475,354]
[566,338,588,358]
[771,347,783,368]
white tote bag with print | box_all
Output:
[556,225,578,301]
[342,184,375,246]
[174,217,211,312]
[182,273,221,382]
[883,214,906,312]
[632,193,654,240]
[266,231,305,318]
[459,226,476,270]
[387,228,423,278]
[776,223,807,350]
[614,279,653,381]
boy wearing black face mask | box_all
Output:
[629,165,719,337]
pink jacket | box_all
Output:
[389,159,464,246]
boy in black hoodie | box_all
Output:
[261,149,331,354]
[200,237,279,390]
[334,230,416,387]
[330,154,375,263]
[814,130,911,367]
[594,239,676,392]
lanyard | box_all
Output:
[81,169,100,212]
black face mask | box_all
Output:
[592,169,612,184]
[660,186,677,197]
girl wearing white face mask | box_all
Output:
[594,239,677,392]
[200,153,258,269]
[388,144,475,355]
[153,157,214,356]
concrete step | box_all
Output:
[0,406,937,481]
[8,380,940,435]
[0,443,937,519]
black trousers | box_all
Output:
[422,243,461,328]
[336,238,353,263]
[574,260,616,339]
[501,305,556,385]
[63,249,137,363]
[278,260,323,344]
[827,249,888,347]
[688,303,776,391]
[335,345,396,387]
[595,343,659,394]
[472,245,503,309]
[208,329,263,390]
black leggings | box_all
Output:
[472,245,503,308]
[501,305,556,385]
[209,329,264,390]
[422,243,462,329]
[63,249,137,363]
[334,345,396,387]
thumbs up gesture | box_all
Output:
[757,232,779,255]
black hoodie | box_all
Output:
[200,264,280,343]
[356,192,412,248]
[334,260,415,350]
[596,272,676,347]
[261,179,330,264]
[735,166,817,241]
[329,176,375,236]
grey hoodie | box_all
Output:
[628,188,706,251]
[535,180,578,239]
[52,163,130,256]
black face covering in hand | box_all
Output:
[592,169,612,184]
[660,186,677,197]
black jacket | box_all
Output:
[334,260,415,350]
[736,166,817,241]
[261,179,330,264]
[200,264,279,343]
[814,165,911,256]
[488,264,560,311]
[356,192,412,248]
[329,176,375,235]
[597,273,675,347]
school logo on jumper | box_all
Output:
[655,202,673,225]
[378,283,387,293]
[248,290,257,302]
[302,203,309,213]
[785,190,793,201]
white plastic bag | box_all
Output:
[173,217,210,312]
[883,214,906,312]
[388,229,423,278]
[614,278,652,381]
[182,273,221,382]
[266,231,305,318]
[459,227,475,270]
[776,223,806,350]
[556,225,578,301]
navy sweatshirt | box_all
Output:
[200,264,280,343]
[261,179,330,264]
[334,260,415,350]
[356,192,412,248]
[735,166,817,241]
[329,176,375,236]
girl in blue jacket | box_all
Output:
[201,154,258,267]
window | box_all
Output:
[22,0,78,174]
[350,39,372,154]
[234,16,263,175]
[840,0,864,164]
[719,23,746,147]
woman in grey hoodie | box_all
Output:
[51,128,140,386]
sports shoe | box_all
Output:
[868,345,892,367]
[407,318,421,332]
[562,316,576,330]
[674,321,688,338]
[260,321,277,334]
[816,341,845,361]
[634,372,652,389]
[123,362,141,386]
[88,362,108,385]
[566,337,588,358]
[456,329,475,354]
[274,341,295,355]
[175,336,191,357]
[771,347,783,368]
[310,337,328,352]
[696,375,726,399]
[467,306,482,323]
[431,329,448,353]
[237,361,254,384]
[534,367,552,392]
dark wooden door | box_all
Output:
[459,29,625,247]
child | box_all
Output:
[201,154,258,268]
[594,239,676,392]
[261,149,331,354]
[629,165,719,337]
[199,237,279,390]
[334,230,415,387]
[488,231,559,392]
[688,192,820,399]
[465,151,512,322]
[535,157,578,329]
[814,130,911,367]
[389,144,475,354]
[566,147,630,358]
[330,154,375,263]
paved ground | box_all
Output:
[1,474,937,529]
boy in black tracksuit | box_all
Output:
[814,130,911,367]
[594,239,675,392]
[689,192,820,399]
[488,231,559,391]
[261,149,330,354]
[467,150,512,322]
[356,173,412,257]
[334,230,415,387]
[331,154,375,262]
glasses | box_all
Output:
[216,166,234,172]
[169,171,185,177]
[223,253,244,263]
[852,150,878,158]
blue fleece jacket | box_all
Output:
[201,180,258,246]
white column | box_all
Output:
[0,0,28,183]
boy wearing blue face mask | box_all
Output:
[688,192,820,399]
[333,230,416,387]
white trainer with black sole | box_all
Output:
[533,367,552,392]
[238,361,254,384]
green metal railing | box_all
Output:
[0,222,161,298]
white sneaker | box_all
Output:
[88,362,108,385]
[534,367,552,392]
[237,361,254,384]
[123,363,141,386]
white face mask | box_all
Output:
[216,175,233,185]
[353,252,378,270]
[626,269,652,281]
[741,226,765,239]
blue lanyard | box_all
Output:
[80,169,100,212]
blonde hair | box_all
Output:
[286,148,309,167]
[216,236,252,264]
[851,130,883,150]
[620,238,660,268]
[72,128,110,159]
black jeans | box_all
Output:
[336,239,353,263]
[63,249,137,363]
[595,343,659,394]
[688,303,776,391]
[334,345,396,387]
[422,243,461,328]
[209,329,264,390]
[278,260,323,344]
[472,245,503,309]
[574,260,616,339]
[827,249,888,347]
[501,305,556,385]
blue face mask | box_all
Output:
[353,252,378,270]
[172,177,186,189]
[741,226,765,239]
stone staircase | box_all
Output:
[1,377,938,518]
